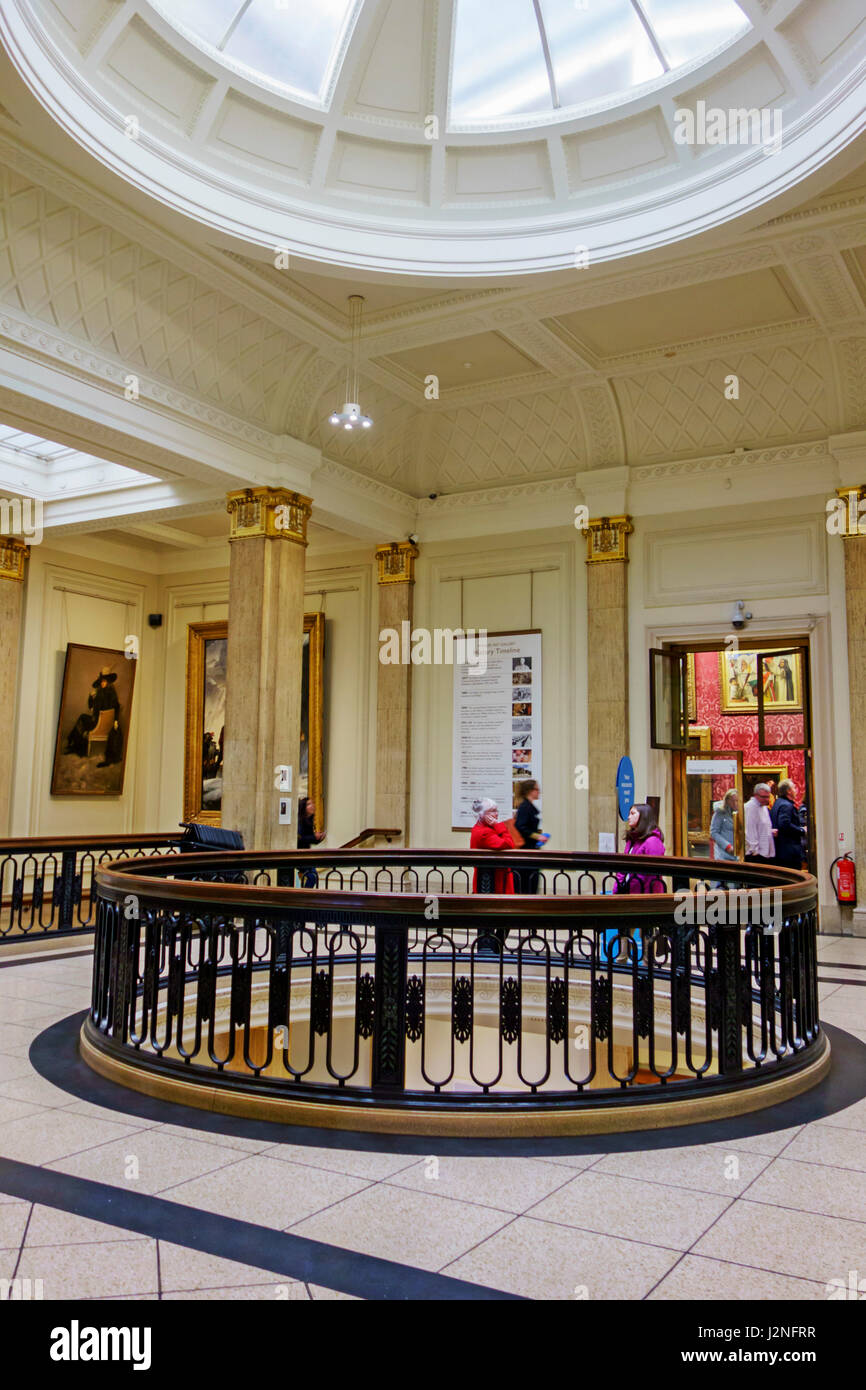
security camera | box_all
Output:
[428,493,438,501]
[731,600,752,630]
[408,532,419,545]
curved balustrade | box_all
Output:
[81,849,828,1135]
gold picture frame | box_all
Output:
[719,650,803,714]
[743,765,789,803]
[183,621,227,825]
[183,615,325,829]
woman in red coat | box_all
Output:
[469,798,515,894]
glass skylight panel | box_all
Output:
[451,0,553,121]
[539,0,663,109]
[163,0,242,49]
[638,0,749,69]
[222,0,356,101]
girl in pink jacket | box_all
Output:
[613,804,666,895]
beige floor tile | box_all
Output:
[781,1125,866,1173]
[819,1002,866,1031]
[0,1201,29,1249]
[534,1154,603,1171]
[162,1283,309,1300]
[25,1205,150,1247]
[0,1248,18,1282]
[647,1254,830,1300]
[745,1157,866,1223]
[158,1240,297,1292]
[261,1143,421,1180]
[0,1097,44,1126]
[0,1056,31,1084]
[308,1284,360,1300]
[693,1201,866,1283]
[814,1096,866,1134]
[593,1143,772,1196]
[0,1075,80,1109]
[58,1101,154,1126]
[14,1238,159,1299]
[292,1182,512,1272]
[386,1155,576,1213]
[47,1130,243,1195]
[443,1215,679,1299]
[165,1154,371,1227]
[528,1171,732,1250]
[703,1125,806,1158]
[0,999,65,1025]
[149,1122,276,1154]
[0,1109,142,1165]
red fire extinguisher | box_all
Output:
[830,854,857,906]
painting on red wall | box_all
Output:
[719,651,802,715]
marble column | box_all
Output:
[585,517,633,852]
[838,484,866,933]
[0,539,29,835]
[222,487,311,851]
[374,542,419,844]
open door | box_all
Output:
[649,648,689,750]
[681,749,744,863]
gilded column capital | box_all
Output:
[375,541,420,585]
[0,537,30,582]
[585,516,633,564]
[226,487,312,545]
[835,485,866,539]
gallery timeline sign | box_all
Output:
[452,630,542,829]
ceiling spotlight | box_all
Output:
[328,296,373,434]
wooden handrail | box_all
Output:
[339,827,401,849]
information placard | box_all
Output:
[452,630,542,829]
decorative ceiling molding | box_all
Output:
[630,439,831,482]
[576,383,625,470]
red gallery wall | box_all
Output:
[691,651,805,798]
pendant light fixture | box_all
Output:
[328,294,373,432]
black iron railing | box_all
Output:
[83,849,823,1118]
[0,835,182,942]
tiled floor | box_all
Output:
[0,937,865,1300]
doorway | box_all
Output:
[650,641,815,872]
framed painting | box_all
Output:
[719,650,803,715]
[183,621,228,824]
[183,614,324,828]
[51,643,136,796]
[743,765,789,803]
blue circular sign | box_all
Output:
[615,756,635,822]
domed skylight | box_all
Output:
[157,0,749,123]
[452,0,750,122]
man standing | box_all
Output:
[770,779,803,869]
[745,783,777,863]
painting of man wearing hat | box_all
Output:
[51,644,136,795]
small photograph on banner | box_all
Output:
[452,631,542,829]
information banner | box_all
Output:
[452,630,542,829]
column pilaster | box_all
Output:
[0,539,30,835]
[584,517,633,851]
[374,542,419,844]
[838,484,866,932]
[222,488,312,850]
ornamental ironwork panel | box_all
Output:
[501,977,520,1045]
[312,969,332,1037]
[547,977,567,1043]
[405,975,423,1042]
[593,976,612,1040]
[357,973,375,1039]
[453,976,473,1043]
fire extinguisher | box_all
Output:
[830,854,857,906]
